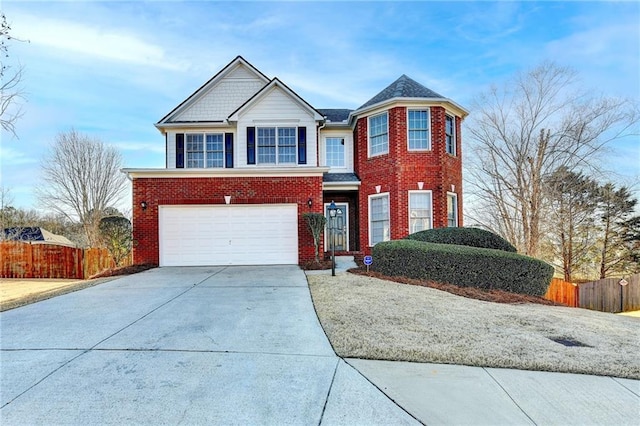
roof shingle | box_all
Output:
[357,75,445,110]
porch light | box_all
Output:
[140,201,147,210]
[307,198,313,208]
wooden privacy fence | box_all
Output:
[578,274,640,313]
[544,274,640,313]
[0,241,130,279]
[544,278,579,307]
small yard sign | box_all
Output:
[364,255,373,272]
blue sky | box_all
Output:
[1,0,639,212]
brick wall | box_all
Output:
[354,105,463,254]
[132,176,324,266]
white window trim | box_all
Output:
[324,137,346,168]
[447,192,458,227]
[368,192,390,246]
[368,112,389,157]
[408,190,433,233]
[257,126,297,165]
[407,109,431,151]
[445,114,456,156]
[185,132,225,169]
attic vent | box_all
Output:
[548,337,592,347]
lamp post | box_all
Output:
[328,200,343,277]
[328,201,337,276]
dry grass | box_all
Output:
[308,273,640,379]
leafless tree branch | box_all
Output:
[465,61,639,257]
[37,129,128,246]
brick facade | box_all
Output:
[127,57,468,266]
[353,106,463,255]
[132,176,324,266]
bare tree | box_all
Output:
[466,62,639,257]
[303,212,326,263]
[37,130,128,246]
[1,13,26,137]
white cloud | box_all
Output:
[12,13,185,71]
[112,142,165,155]
[0,145,38,166]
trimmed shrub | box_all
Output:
[405,227,517,253]
[372,240,553,296]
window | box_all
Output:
[445,115,456,155]
[325,137,345,167]
[186,133,225,168]
[186,134,204,168]
[409,191,432,233]
[278,127,296,163]
[408,110,430,150]
[368,112,388,156]
[447,193,458,227]
[257,127,296,164]
[369,193,390,245]
[257,128,276,163]
[181,132,228,168]
[206,134,224,168]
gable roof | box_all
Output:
[3,227,76,247]
[227,77,324,122]
[156,56,270,126]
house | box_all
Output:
[2,227,77,248]
[124,56,468,266]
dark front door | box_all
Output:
[325,202,348,251]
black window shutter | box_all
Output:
[247,127,256,165]
[225,133,234,168]
[297,127,307,165]
[175,133,184,168]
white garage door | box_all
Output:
[159,204,298,266]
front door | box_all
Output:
[325,202,348,252]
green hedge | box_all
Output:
[405,227,517,252]
[371,240,553,296]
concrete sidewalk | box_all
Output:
[349,359,639,425]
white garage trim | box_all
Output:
[159,204,298,266]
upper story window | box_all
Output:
[408,110,430,150]
[409,191,432,233]
[257,127,296,164]
[368,112,389,156]
[447,192,458,227]
[325,137,345,167]
[445,115,456,155]
[186,133,224,168]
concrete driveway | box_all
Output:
[1,266,417,425]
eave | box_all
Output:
[122,167,330,180]
[349,97,469,124]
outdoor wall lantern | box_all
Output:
[307,198,313,208]
[140,201,147,210]
[328,200,343,277]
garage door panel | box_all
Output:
[159,205,298,266]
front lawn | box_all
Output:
[308,272,640,379]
